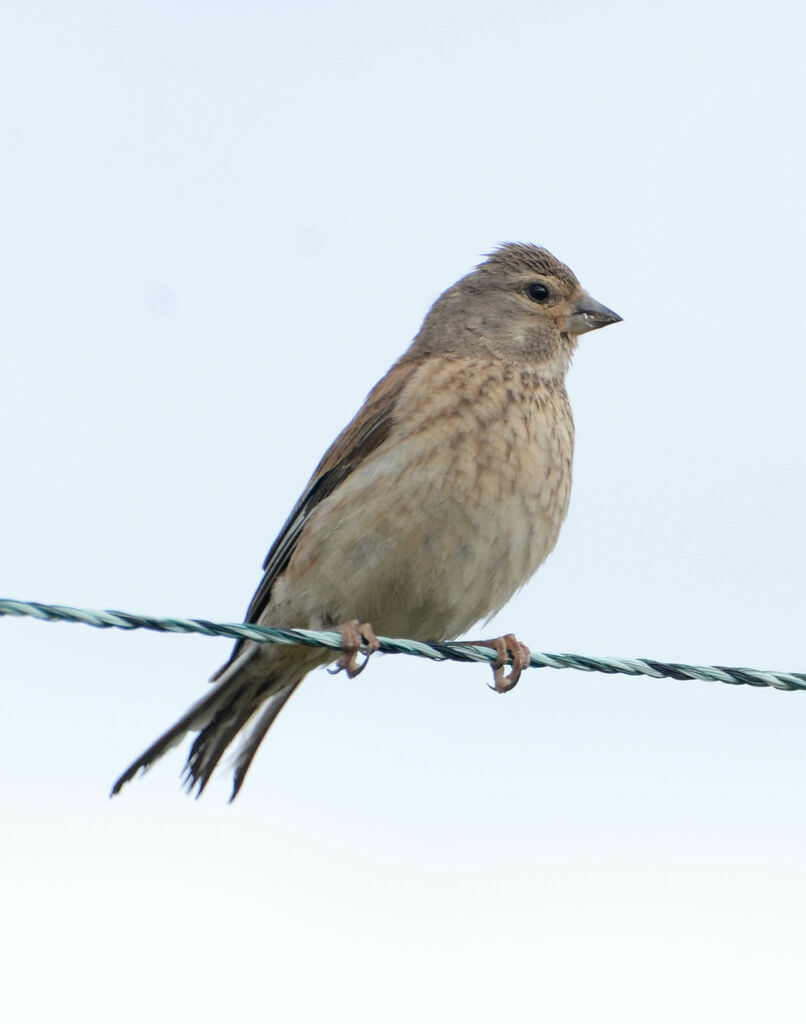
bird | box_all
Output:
[111,243,621,800]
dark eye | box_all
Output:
[526,282,550,303]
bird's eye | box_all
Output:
[526,282,550,303]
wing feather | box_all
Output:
[211,357,418,679]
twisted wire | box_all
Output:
[1,598,803,692]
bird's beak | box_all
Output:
[565,292,622,335]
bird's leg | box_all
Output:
[464,633,531,693]
[330,619,380,679]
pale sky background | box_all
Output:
[2,1,806,1021]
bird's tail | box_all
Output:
[110,645,315,800]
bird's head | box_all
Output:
[412,242,621,377]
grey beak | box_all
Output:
[565,292,622,335]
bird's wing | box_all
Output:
[211,357,418,679]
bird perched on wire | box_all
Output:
[112,243,621,800]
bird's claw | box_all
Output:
[486,633,531,693]
[329,619,380,678]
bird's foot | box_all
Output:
[330,619,380,678]
[466,633,531,693]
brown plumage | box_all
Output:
[111,243,621,800]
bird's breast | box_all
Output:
[277,357,575,640]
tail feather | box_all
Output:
[110,684,228,796]
[228,681,302,801]
[110,646,282,798]
[112,644,325,799]
[183,691,273,798]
